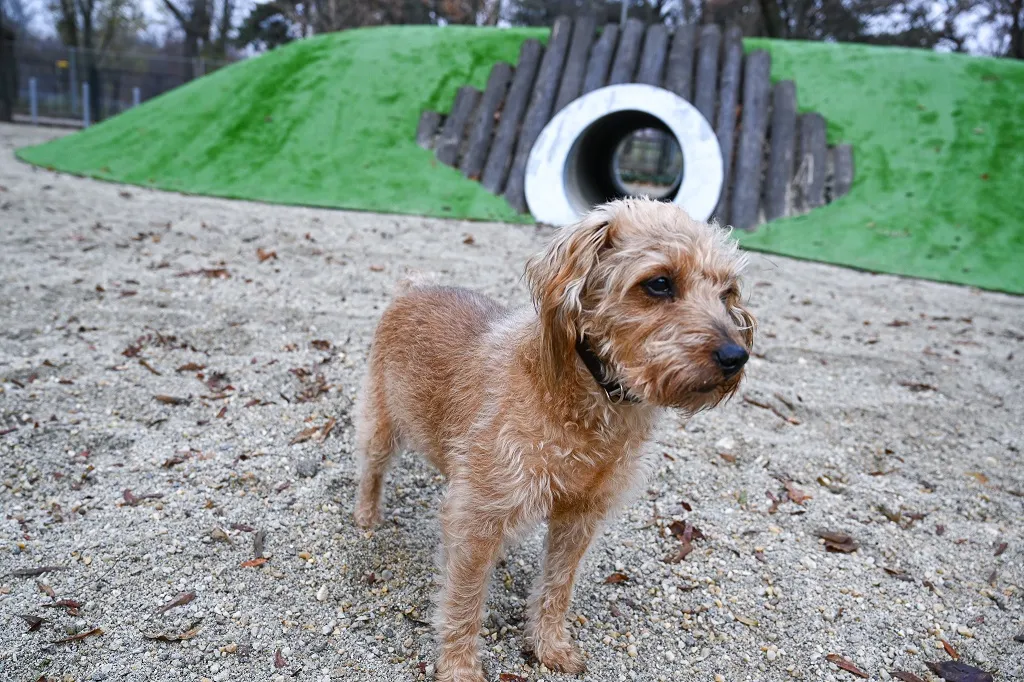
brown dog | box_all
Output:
[353,197,755,681]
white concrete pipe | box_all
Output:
[524,84,724,226]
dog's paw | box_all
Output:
[434,659,486,682]
[353,502,382,528]
[535,638,587,674]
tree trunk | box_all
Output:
[183,33,198,81]
[757,0,786,38]
[81,5,103,124]
[0,10,16,122]
[1011,0,1023,59]
[87,62,102,123]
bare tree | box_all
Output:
[161,0,211,79]
[52,0,144,122]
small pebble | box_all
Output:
[627,644,638,658]
[316,584,329,602]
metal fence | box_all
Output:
[4,39,235,126]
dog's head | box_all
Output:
[525,198,755,412]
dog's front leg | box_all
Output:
[434,492,505,682]
[526,503,606,673]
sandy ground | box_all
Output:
[1,122,1022,682]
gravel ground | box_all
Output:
[1,122,1022,682]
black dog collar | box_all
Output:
[575,336,640,404]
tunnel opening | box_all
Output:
[563,110,684,214]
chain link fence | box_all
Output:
[3,38,235,126]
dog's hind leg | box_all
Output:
[353,372,396,528]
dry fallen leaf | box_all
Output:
[665,520,704,563]
[899,380,937,392]
[123,489,163,506]
[785,481,812,505]
[289,425,321,445]
[143,621,202,642]
[10,566,66,578]
[156,592,195,614]
[994,541,1007,556]
[176,268,230,279]
[498,675,526,682]
[256,248,278,262]
[42,599,82,616]
[940,639,959,660]
[891,673,926,682]
[924,661,993,682]
[311,339,331,351]
[274,648,287,668]
[965,472,989,484]
[826,653,869,678]
[37,582,56,599]
[240,557,268,568]
[290,417,335,445]
[603,572,629,584]
[176,362,206,372]
[230,523,256,532]
[53,627,103,644]
[138,359,161,375]
[20,614,46,632]
[154,394,190,406]
[816,530,859,553]
[210,527,231,544]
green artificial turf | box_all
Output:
[18,25,547,223]
[738,40,1024,294]
[17,28,1024,293]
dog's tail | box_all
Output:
[394,270,441,296]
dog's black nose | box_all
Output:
[714,343,748,377]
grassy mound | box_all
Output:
[18,26,546,223]
[738,40,1024,294]
[17,26,1024,293]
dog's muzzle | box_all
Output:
[713,343,748,378]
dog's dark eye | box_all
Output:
[642,276,675,299]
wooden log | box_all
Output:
[797,112,827,211]
[504,16,573,213]
[693,24,721,123]
[712,26,743,224]
[664,24,696,101]
[460,62,514,180]
[480,39,544,195]
[435,86,480,167]
[554,14,597,113]
[763,80,797,221]
[636,23,669,86]
[832,143,854,199]
[415,110,442,150]
[608,18,645,85]
[729,50,772,231]
[582,24,619,94]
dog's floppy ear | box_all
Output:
[525,206,615,381]
[729,286,757,350]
